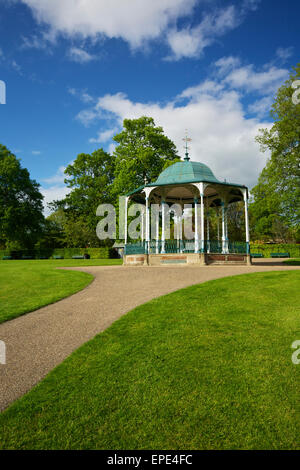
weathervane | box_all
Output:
[182,130,192,161]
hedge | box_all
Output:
[0,247,115,260]
[1,244,300,260]
[51,248,113,259]
[249,244,300,258]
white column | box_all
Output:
[179,214,183,253]
[217,208,220,250]
[176,215,180,252]
[145,196,150,254]
[194,198,199,253]
[225,204,229,253]
[141,205,145,243]
[156,207,160,254]
[221,201,226,254]
[124,196,129,245]
[206,205,210,254]
[243,190,250,254]
[161,198,166,253]
[200,184,205,253]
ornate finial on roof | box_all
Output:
[182,130,192,162]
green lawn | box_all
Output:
[0,270,299,450]
[0,259,122,323]
[283,258,300,266]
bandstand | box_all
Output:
[123,152,251,266]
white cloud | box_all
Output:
[178,80,225,101]
[241,0,261,12]
[248,96,273,117]
[21,34,48,50]
[76,108,99,127]
[108,142,116,155]
[21,0,196,48]
[216,58,288,94]
[215,56,241,74]
[89,127,118,144]
[68,87,94,103]
[32,150,42,155]
[166,27,208,61]
[77,84,273,189]
[42,165,66,185]
[40,185,69,215]
[11,60,22,74]
[20,0,260,59]
[67,46,97,63]
[40,165,71,215]
[276,46,293,62]
[165,3,259,60]
[0,47,23,75]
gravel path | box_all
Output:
[0,260,299,412]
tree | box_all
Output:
[0,144,44,248]
[112,116,180,195]
[35,209,68,250]
[63,216,101,248]
[250,63,300,242]
[57,148,115,246]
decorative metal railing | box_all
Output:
[124,240,248,255]
[205,240,248,254]
[124,242,146,255]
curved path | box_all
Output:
[0,260,299,411]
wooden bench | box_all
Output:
[270,253,290,258]
[72,255,85,259]
[251,253,264,258]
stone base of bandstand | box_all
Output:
[123,253,252,266]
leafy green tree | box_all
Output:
[54,148,115,246]
[112,116,180,195]
[49,119,179,246]
[0,144,44,248]
[64,149,115,212]
[35,209,68,250]
[63,215,101,248]
[250,63,300,242]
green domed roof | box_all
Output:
[153,160,220,186]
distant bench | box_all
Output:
[251,253,264,258]
[52,255,90,260]
[2,255,49,260]
[270,253,290,258]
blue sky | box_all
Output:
[0,0,298,212]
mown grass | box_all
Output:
[0,271,299,450]
[0,259,122,323]
[283,259,300,266]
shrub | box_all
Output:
[249,243,300,258]
[0,247,115,259]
